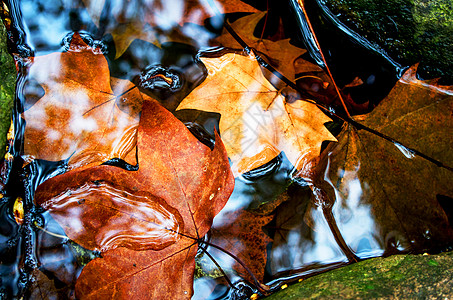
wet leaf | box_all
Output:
[82,0,258,58]
[318,65,453,253]
[23,33,145,170]
[110,22,160,59]
[209,209,273,282]
[29,269,73,299]
[83,0,258,28]
[267,185,348,275]
[177,51,336,176]
[214,12,307,81]
[34,99,234,298]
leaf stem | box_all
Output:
[197,240,237,290]
[259,2,270,40]
[199,239,270,295]
[295,0,352,118]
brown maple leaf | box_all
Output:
[82,0,258,58]
[209,209,273,283]
[316,65,453,253]
[214,12,307,82]
[83,0,258,28]
[23,33,146,170]
[177,50,336,176]
[34,99,235,298]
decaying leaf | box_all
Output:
[29,269,71,299]
[318,65,453,252]
[83,0,258,28]
[82,0,258,58]
[23,33,145,170]
[214,12,307,81]
[110,22,160,59]
[177,51,336,176]
[206,210,272,284]
[34,99,234,298]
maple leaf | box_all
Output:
[34,99,235,298]
[29,269,65,299]
[266,184,354,275]
[317,65,453,253]
[22,33,146,170]
[82,0,258,58]
[110,22,160,59]
[214,12,307,81]
[83,0,258,28]
[209,209,273,282]
[176,51,336,176]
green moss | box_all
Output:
[0,21,15,159]
[67,240,100,267]
[323,0,453,82]
[264,251,453,299]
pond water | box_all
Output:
[1,0,452,299]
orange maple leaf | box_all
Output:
[23,33,147,170]
[177,50,336,176]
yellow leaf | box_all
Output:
[177,51,336,176]
[111,22,160,59]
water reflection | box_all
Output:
[394,142,416,159]
[331,176,383,258]
[269,189,346,275]
[39,182,181,252]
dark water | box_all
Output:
[1,0,452,299]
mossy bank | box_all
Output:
[264,251,453,299]
[0,20,15,159]
[322,0,453,82]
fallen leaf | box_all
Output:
[34,99,235,298]
[83,0,258,28]
[177,51,336,176]
[110,22,160,59]
[143,0,258,28]
[209,209,273,282]
[317,65,453,253]
[23,33,144,170]
[29,269,73,299]
[268,185,347,275]
[214,12,306,81]
[82,0,258,58]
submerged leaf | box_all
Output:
[210,210,273,282]
[214,12,307,81]
[318,65,453,253]
[82,0,258,57]
[34,99,234,298]
[177,51,336,176]
[83,0,258,28]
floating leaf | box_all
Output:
[23,33,145,170]
[177,51,336,176]
[34,99,234,298]
[82,0,258,58]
